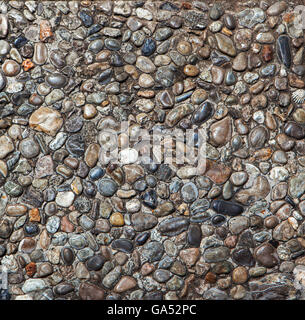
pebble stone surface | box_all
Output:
[1,0,305,301]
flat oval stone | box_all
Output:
[86,255,105,271]
[267,1,287,15]
[104,39,121,51]
[65,116,83,133]
[33,43,48,65]
[154,202,175,217]
[223,13,236,30]
[6,204,27,217]
[153,269,171,283]
[22,279,46,294]
[136,56,156,73]
[46,216,60,234]
[277,35,291,68]
[114,276,137,293]
[142,38,156,56]
[284,122,305,140]
[45,73,67,89]
[225,70,236,85]
[54,283,74,295]
[187,224,202,247]
[155,27,173,41]
[158,217,189,237]
[85,143,100,168]
[192,101,214,125]
[131,213,158,232]
[249,125,269,149]
[204,246,230,262]
[212,200,243,216]
[135,232,150,246]
[55,191,75,208]
[0,14,8,38]
[61,247,75,266]
[37,262,53,277]
[112,239,133,253]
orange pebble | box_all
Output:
[222,27,233,36]
[22,59,34,71]
[29,208,40,222]
[181,2,192,9]
[40,20,53,42]
[204,272,217,284]
[25,262,36,277]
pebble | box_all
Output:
[277,35,291,68]
[136,56,156,73]
[98,179,118,197]
[22,279,46,293]
[45,73,67,89]
[29,107,63,136]
[2,60,20,76]
[210,116,232,146]
[0,135,14,159]
[238,8,265,28]
[61,247,75,266]
[215,33,236,57]
[159,217,189,237]
[114,276,137,293]
[233,52,247,71]
[33,43,48,65]
[79,283,105,300]
[112,239,133,254]
[55,191,75,208]
[254,243,280,267]
[212,200,243,216]
[19,138,40,158]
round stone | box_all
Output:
[110,212,124,226]
[2,60,20,76]
[98,179,118,197]
[55,191,75,208]
[181,182,198,203]
[19,138,40,159]
[177,41,192,55]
